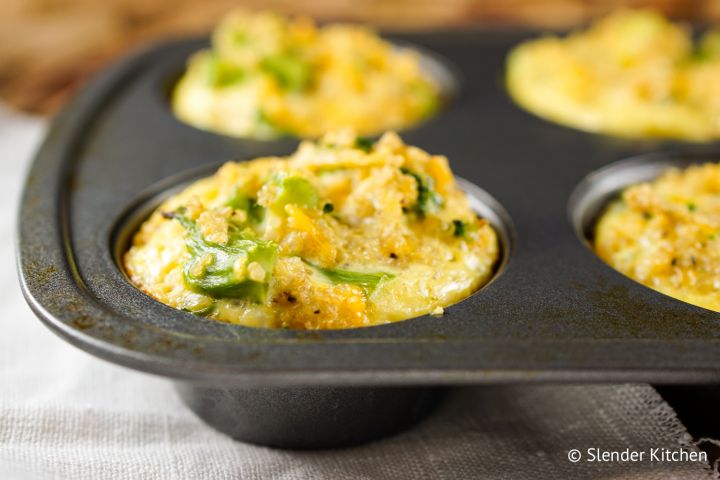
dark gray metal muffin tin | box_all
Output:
[17,31,720,448]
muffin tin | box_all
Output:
[17,31,720,448]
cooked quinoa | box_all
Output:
[172,10,440,139]
[507,9,720,141]
[124,130,499,329]
[596,163,720,311]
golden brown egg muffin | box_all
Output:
[595,163,720,311]
[124,130,499,329]
[507,9,720,141]
[172,10,440,139]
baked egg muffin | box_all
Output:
[172,10,441,139]
[124,130,499,329]
[507,9,720,141]
[595,163,720,312]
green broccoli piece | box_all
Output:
[225,188,265,223]
[698,29,720,60]
[204,54,245,88]
[354,136,375,153]
[400,167,442,217]
[271,175,319,211]
[306,261,394,292]
[410,80,440,118]
[261,53,311,91]
[168,209,278,302]
[452,219,466,237]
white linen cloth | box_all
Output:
[0,105,716,479]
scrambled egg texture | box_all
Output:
[173,10,440,139]
[596,163,720,312]
[507,9,720,141]
[124,130,499,329]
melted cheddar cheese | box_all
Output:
[596,163,720,311]
[172,10,440,139]
[124,130,499,329]
[507,9,720,141]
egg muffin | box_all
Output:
[172,10,441,139]
[595,163,720,311]
[124,130,499,329]
[507,9,720,141]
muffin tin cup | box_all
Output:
[17,31,720,448]
[569,151,719,244]
[175,382,444,449]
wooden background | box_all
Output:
[2,0,718,115]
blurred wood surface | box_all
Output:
[1,0,717,115]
